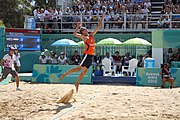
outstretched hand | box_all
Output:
[77,21,81,28]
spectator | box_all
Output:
[48,51,57,64]
[163,15,171,28]
[71,50,81,65]
[58,52,68,65]
[134,5,143,28]
[104,52,113,65]
[44,6,51,30]
[65,7,72,14]
[33,7,40,21]
[144,0,151,11]
[126,0,132,11]
[157,16,165,28]
[39,52,48,64]
[123,52,132,66]
[133,1,138,12]
[137,55,143,67]
[142,53,150,67]
[93,51,102,70]
[113,51,122,74]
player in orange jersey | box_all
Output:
[60,13,104,92]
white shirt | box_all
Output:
[104,56,113,63]
[3,54,15,70]
[33,9,38,17]
[14,53,21,67]
[58,56,67,65]
[144,2,151,8]
[39,55,48,64]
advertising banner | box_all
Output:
[32,64,92,84]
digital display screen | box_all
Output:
[5,29,41,51]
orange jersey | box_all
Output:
[83,36,95,55]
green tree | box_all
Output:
[34,0,56,8]
[0,0,32,28]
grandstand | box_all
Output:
[24,0,180,33]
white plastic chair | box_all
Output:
[102,58,114,76]
[122,58,138,76]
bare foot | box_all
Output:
[75,83,80,93]
[60,73,66,80]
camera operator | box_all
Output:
[160,63,174,89]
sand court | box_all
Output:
[0,82,180,120]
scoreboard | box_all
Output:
[5,28,41,51]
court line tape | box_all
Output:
[51,91,147,120]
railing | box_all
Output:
[24,13,180,33]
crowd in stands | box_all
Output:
[33,0,180,31]
[166,48,180,64]
[158,0,180,28]
[33,0,153,32]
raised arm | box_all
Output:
[90,12,104,36]
[73,22,83,39]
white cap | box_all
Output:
[60,52,64,55]
[41,52,45,55]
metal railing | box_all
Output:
[24,13,180,33]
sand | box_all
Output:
[0,82,180,120]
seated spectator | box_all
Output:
[142,53,150,67]
[52,54,58,64]
[160,63,174,89]
[113,51,122,74]
[104,52,113,65]
[104,11,111,29]
[163,15,171,28]
[48,51,58,64]
[137,55,143,67]
[157,16,164,28]
[123,52,132,66]
[39,52,48,64]
[133,1,138,11]
[134,5,144,29]
[144,0,151,11]
[58,52,68,65]
[126,0,132,11]
[71,50,81,65]
[93,51,102,70]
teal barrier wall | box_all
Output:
[32,64,92,84]
[171,61,180,68]
[136,68,180,87]
[0,27,5,53]
[19,52,41,72]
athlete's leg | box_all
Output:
[75,67,88,92]
[0,78,5,82]
[15,76,20,88]
[168,78,174,88]
[161,78,167,88]
[60,66,83,80]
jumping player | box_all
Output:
[0,47,21,90]
[60,13,104,92]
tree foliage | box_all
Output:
[0,0,32,28]
[34,0,56,8]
